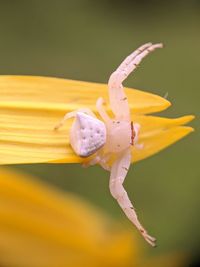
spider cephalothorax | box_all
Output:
[55,43,163,246]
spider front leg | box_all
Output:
[108,42,163,120]
[109,148,156,247]
[96,97,111,123]
[54,108,96,130]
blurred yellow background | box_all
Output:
[0,1,199,266]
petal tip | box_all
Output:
[188,126,195,133]
[180,126,195,135]
[187,115,195,122]
[183,115,195,126]
[163,98,171,109]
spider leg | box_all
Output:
[133,123,144,149]
[54,108,96,130]
[83,152,111,171]
[117,43,152,72]
[96,97,111,123]
[133,122,142,145]
[118,43,163,82]
[108,43,163,120]
[82,154,101,167]
[99,153,111,171]
[109,148,156,247]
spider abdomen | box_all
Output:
[69,112,106,157]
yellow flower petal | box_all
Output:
[0,75,170,114]
[0,75,193,165]
[0,167,138,267]
[133,126,194,162]
[131,114,194,162]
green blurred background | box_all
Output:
[0,0,199,265]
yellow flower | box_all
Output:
[0,167,188,267]
[0,76,194,164]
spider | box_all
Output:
[54,42,163,247]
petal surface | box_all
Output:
[131,114,194,161]
[0,75,193,165]
[132,126,194,162]
[0,75,170,114]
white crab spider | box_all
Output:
[55,42,163,247]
